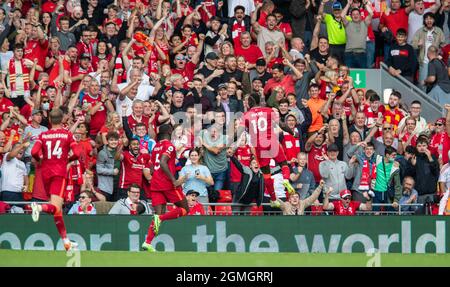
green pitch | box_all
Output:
[1,250,450,267]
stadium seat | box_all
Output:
[214,205,232,216]
[217,190,232,203]
[250,205,263,216]
[93,201,115,214]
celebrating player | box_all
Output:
[142,124,189,252]
[239,94,296,207]
[30,108,80,251]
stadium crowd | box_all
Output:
[0,0,449,216]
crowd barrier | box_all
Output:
[2,201,425,216]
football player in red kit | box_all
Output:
[30,108,80,251]
[239,94,296,207]
[142,124,189,252]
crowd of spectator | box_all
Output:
[0,0,449,216]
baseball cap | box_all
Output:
[205,52,219,60]
[32,109,42,116]
[327,143,339,152]
[256,58,266,66]
[340,189,352,199]
[218,83,227,90]
[332,2,343,10]
[186,190,200,196]
[435,117,446,125]
[80,53,91,60]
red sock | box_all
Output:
[41,204,57,214]
[160,207,186,221]
[53,210,68,240]
[263,174,276,201]
[145,223,155,244]
[281,165,290,180]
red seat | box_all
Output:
[250,205,263,216]
[217,190,232,203]
[214,205,232,216]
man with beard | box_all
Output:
[382,91,407,135]
[220,55,243,84]
[251,5,285,59]
[227,5,252,47]
[116,138,151,200]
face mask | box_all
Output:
[42,102,50,110]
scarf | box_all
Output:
[359,159,376,191]
[65,169,75,203]
[9,58,30,98]
[232,20,246,44]
[77,203,94,214]
[115,54,127,83]
[384,105,404,133]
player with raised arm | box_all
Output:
[30,108,80,251]
[142,124,189,252]
[239,94,296,207]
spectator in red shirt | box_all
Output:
[323,188,373,215]
[0,83,13,116]
[263,63,297,96]
[234,31,264,69]
[24,23,49,80]
[186,190,206,215]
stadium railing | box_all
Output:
[1,201,424,216]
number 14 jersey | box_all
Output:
[33,128,77,178]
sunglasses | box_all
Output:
[436,123,444,126]
[383,127,392,130]
[79,196,88,199]
[343,197,351,200]
[175,56,186,61]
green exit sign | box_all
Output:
[349,70,366,88]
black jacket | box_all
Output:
[411,153,440,196]
[231,156,264,206]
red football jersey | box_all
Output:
[333,200,361,216]
[242,107,277,150]
[119,151,150,189]
[150,139,177,191]
[82,94,107,136]
[281,130,301,163]
[308,144,327,183]
[230,145,252,182]
[32,128,77,178]
[188,202,206,215]
[127,114,150,131]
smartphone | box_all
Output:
[195,169,200,176]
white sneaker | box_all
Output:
[30,202,40,222]
[64,240,78,251]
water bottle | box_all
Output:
[438,144,443,160]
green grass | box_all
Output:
[1,250,450,267]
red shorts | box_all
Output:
[42,175,66,198]
[255,143,287,167]
[150,187,185,206]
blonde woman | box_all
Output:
[219,41,235,59]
